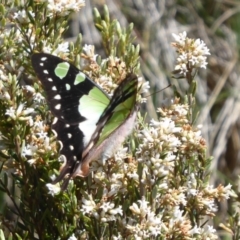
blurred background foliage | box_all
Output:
[65,0,240,235]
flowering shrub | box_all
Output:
[0,1,236,239]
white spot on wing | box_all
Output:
[40,63,44,66]
[58,141,63,150]
[52,86,57,91]
[41,57,47,61]
[65,83,71,91]
[67,133,72,138]
[79,121,98,147]
[78,99,104,146]
[52,117,58,125]
[69,145,74,151]
[48,78,53,82]
[43,70,49,74]
[55,104,61,110]
[65,124,70,128]
[54,94,61,100]
[52,129,57,137]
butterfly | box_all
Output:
[31,53,138,190]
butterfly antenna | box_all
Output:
[144,83,172,98]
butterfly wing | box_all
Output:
[31,53,110,187]
[96,73,138,146]
[70,73,139,178]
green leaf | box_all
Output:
[103,5,110,24]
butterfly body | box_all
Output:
[31,53,138,190]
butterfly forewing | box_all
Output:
[31,53,109,124]
[31,53,110,187]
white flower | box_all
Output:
[203,198,218,212]
[33,120,45,130]
[23,85,35,93]
[81,195,96,214]
[129,199,149,217]
[22,107,34,115]
[205,225,216,234]
[5,104,34,120]
[172,31,187,45]
[187,173,197,189]
[36,130,48,140]
[109,206,123,216]
[174,104,188,116]
[193,38,210,56]
[16,103,25,116]
[189,225,201,235]
[127,199,162,238]
[83,44,98,61]
[175,62,188,75]
[33,92,45,103]
[42,43,53,54]
[49,174,57,181]
[5,107,15,118]
[83,44,93,55]
[67,234,77,240]
[2,91,10,100]
[127,171,139,180]
[13,10,35,23]
[138,77,150,94]
[112,233,123,240]
[223,183,232,199]
[172,206,184,221]
[46,183,61,196]
[0,68,8,81]
[27,159,37,165]
[22,144,38,157]
[53,42,69,55]
[114,147,128,161]
[100,202,115,213]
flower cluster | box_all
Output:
[136,98,206,183]
[42,41,70,56]
[38,0,85,16]
[5,103,34,121]
[21,117,53,165]
[81,44,149,101]
[80,194,123,222]
[172,31,210,76]
[126,199,162,238]
[3,4,74,63]
[131,98,232,238]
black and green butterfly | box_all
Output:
[31,53,138,190]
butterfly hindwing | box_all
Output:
[95,73,138,146]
